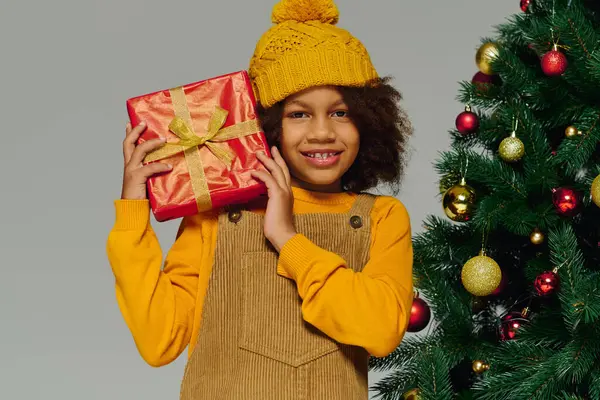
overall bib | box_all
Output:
[180,194,376,400]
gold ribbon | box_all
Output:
[143,86,261,212]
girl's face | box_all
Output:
[279,86,360,193]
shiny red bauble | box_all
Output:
[472,71,494,84]
[534,270,559,296]
[456,109,480,135]
[552,187,581,216]
[541,49,568,76]
[500,311,528,341]
[472,71,500,91]
[407,297,431,333]
[520,0,530,12]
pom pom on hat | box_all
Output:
[251,0,377,108]
[271,0,339,25]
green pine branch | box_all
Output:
[495,14,536,49]
[548,224,592,330]
[556,334,600,385]
[435,149,528,199]
[369,368,416,400]
[556,1,600,94]
[472,328,600,399]
[590,365,600,399]
[414,216,478,271]
[473,355,561,400]
[554,107,600,175]
[413,347,454,400]
[587,50,600,81]
[369,335,439,373]
[559,393,586,400]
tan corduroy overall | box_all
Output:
[180,194,376,400]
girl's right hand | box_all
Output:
[121,121,173,200]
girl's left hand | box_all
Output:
[251,146,296,252]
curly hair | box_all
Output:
[256,76,413,194]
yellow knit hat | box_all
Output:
[248,0,378,108]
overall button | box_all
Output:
[349,215,362,229]
[228,210,242,223]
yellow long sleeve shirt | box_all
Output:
[106,187,413,367]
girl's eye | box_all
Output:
[332,110,349,118]
[289,112,308,119]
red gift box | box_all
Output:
[126,71,270,222]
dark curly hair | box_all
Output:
[256,76,413,194]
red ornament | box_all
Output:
[500,309,529,340]
[472,72,500,92]
[541,47,568,76]
[534,270,559,296]
[520,0,530,12]
[407,296,431,332]
[552,187,581,216]
[455,106,479,135]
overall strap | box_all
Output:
[347,193,377,229]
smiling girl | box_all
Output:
[107,0,414,398]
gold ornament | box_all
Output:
[442,178,476,222]
[592,174,600,208]
[565,125,581,138]
[461,250,502,296]
[402,388,421,400]
[476,42,500,75]
[472,360,490,374]
[499,131,525,162]
[530,228,545,245]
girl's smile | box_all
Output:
[301,150,343,167]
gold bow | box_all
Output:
[142,86,261,212]
[144,105,258,169]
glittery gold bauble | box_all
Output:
[530,228,545,245]
[592,174,600,208]
[565,125,581,138]
[402,388,421,400]
[499,133,525,162]
[472,360,490,374]
[461,251,502,296]
[476,42,500,75]
[442,179,476,222]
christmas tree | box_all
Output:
[370,1,600,399]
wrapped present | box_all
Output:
[126,70,270,222]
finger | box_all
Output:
[271,146,291,187]
[251,170,280,196]
[123,121,146,163]
[128,137,167,166]
[256,151,287,189]
[139,161,173,179]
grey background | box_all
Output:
[1,0,516,398]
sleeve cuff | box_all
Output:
[113,199,151,231]
[277,234,342,281]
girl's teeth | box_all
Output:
[308,153,335,158]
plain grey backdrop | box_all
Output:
[1,0,517,398]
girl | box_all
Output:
[107,0,414,398]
